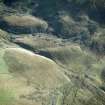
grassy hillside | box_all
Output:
[9,35,105,104]
[0,47,69,105]
[0,0,105,105]
[11,35,105,85]
[3,47,69,89]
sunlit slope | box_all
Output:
[0,47,70,105]
[3,47,69,89]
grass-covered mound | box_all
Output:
[0,15,48,34]
[13,34,66,51]
[3,47,69,89]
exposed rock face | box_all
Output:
[0,15,48,34]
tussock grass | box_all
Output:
[3,15,48,30]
